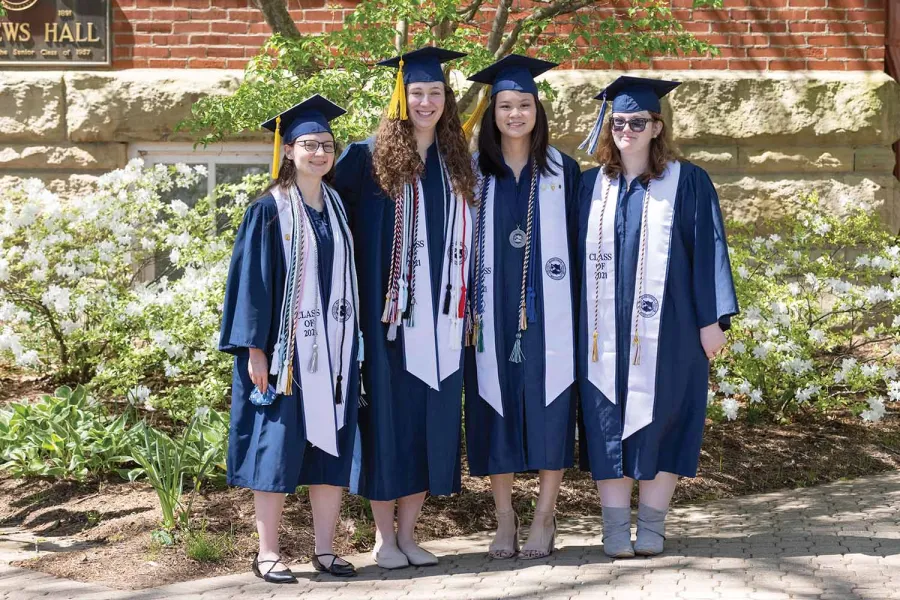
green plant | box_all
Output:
[709,194,900,423]
[126,415,222,531]
[184,524,233,563]
[182,0,721,146]
[0,385,132,480]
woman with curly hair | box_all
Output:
[575,76,738,558]
[463,55,581,560]
[333,47,476,570]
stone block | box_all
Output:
[0,144,127,171]
[64,69,249,143]
[738,147,854,173]
[0,173,99,198]
[0,72,65,142]
[855,147,897,172]
[543,70,900,151]
[680,146,738,173]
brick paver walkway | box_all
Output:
[1,472,899,599]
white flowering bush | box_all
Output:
[709,195,899,424]
[0,161,267,420]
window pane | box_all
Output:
[216,164,269,187]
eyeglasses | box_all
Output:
[294,140,336,154]
[611,117,653,133]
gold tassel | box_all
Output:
[271,115,281,179]
[519,306,528,332]
[387,59,408,120]
[591,331,599,363]
[284,358,293,390]
[462,87,492,141]
[632,334,641,366]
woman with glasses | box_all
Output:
[333,47,476,569]
[220,95,362,582]
[463,55,581,560]
[575,76,738,558]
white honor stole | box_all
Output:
[402,178,473,391]
[476,147,575,417]
[272,184,358,458]
[585,161,681,439]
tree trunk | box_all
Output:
[251,0,302,38]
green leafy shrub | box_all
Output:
[0,385,131,480]
[709,195,900,423]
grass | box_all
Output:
[184,527,234,563]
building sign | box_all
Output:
[0,0,111,67]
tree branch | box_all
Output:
[458,0,486,21]
[395,18,409,51]
[251,0,301,38]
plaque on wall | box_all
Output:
[0,0,111,67]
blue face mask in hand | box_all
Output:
[249,384,278,406]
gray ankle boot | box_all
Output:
[634,503,667,556]
[601,506,634,558]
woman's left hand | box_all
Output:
[700,323,726,359]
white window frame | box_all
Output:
[128,142,273,197]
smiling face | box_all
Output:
[407,81,446,132]
[610,110,664,158]
[285,132,335,179]
[494,89,537,141]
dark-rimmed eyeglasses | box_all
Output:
[293,140,336,154]
[611,117,653,133]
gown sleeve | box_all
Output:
[333,141,371,226]
[218,197,279,355]
[689,164,740,331]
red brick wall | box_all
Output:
[111,0,887,71]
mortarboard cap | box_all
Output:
[578,75,681,156]
[261,94,346,179]
[377,46,467,120]
[467,54,558,97]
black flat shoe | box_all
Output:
[252,553,298,584]
[312,553,357,577]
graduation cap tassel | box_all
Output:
[271,115,282,179]
[387,321,398,341]
[578,93,607,157]
[357,331,365,363]
[462,87,492,141]
[632,334,641,366]
[591,331,599,363]
[387,59,408,120]
[334,374,343,405]
[442,283,452,315]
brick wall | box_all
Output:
[111,0,887,71]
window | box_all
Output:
[128,142,271,280]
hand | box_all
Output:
[700,323,726,360]
[248,348,269,393]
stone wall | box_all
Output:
[1,69,898,231]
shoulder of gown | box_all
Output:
[333,138,376,211]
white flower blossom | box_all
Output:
[788,283,800,296]
[707,389,715,406]
[193,350,208,365]
[856,255,871,267]
[731,341,746,355]
[721,398,739,421]
[749,389,763,404]
[887,381,900,402]
[42,286,72,313]
[882,368,897,381]
[860,396,885,423]
[796,385,820,403]
[808,329,826,344]
[753,344,771,359]
[169,200,190,218]
[719,382,735,396]
[737,380,752,395]
[164,362,182,377]
[861,364,880,378]
[716,366,729,379]
[17,349,40,367]
[194,405,210,420]
[128,385,151,405]
[737,266,750,279]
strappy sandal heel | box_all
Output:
[312,553,357,577]
[488,510,520,559]
[520,511,557,560]
[252,553,297,584]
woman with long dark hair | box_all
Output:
[219,96,362,581]
[464,55,581,560]
[575,77,738,558]
[333,47,476,569]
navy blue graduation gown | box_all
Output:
[219,191,359,493]
[464,152,581,476]
[576,162,739,481]
[334,140,464,501]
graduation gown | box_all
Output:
[334,140,464,501]
[219,191,360,493]
[464,152,581,476]
[576,161,738,481]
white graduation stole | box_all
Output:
[272,185,358,457]
[585,161,680,439]
[402,178,472,390]
[475,147,575,417]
